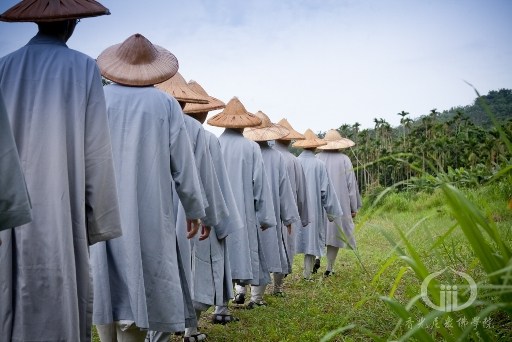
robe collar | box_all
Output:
[257,141,271,150]
[299,149,316,158]
[273,141,290,153]
[27,33,68,48]
[221,128,244,138]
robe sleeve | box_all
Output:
[295,159,310,227]
[84,65,122,245]
[168,98,206,220]
[187,117,228,227]
[344,156,362,213]
[252,145,276,229]
[0,90,32,230]
[187,121,209,213]
[278,157,300,226]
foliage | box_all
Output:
[446,89,512,128]
[328,97,512,341]
[326,88,512,195]
[89,180,512,341]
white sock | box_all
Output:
[235,284,247,295]
[184,326,198,337]
[214,305,229,315]
[303,254,315,278]
[250,284,266,303]
[326,246,339,272]
[273,273,285,293]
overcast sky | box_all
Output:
[1,0,511,136]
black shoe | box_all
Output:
[211,313,240,325]
[324,270,334,277]
[312,259,320,274]
[247,301,267,309]
[233,293,245,304]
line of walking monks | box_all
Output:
[0,1,361,341]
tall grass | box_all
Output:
[322,91,512,341]
[89,181,511,341]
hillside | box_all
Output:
[437,88,512,128]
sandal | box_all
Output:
[312,259,320,274]
[211,313,240,325]
[183,333,207,342]
[233,292,245,305]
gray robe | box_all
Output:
[317,151,361,248]
[295,150,342,257]
[90,84,206,333]
[0,34,122,342]
[273,141,310,264]
[259,143,299,274]
[190,131,243,306]
[0,90,31,230]
[175,116,229,307]
[218,129,276,285]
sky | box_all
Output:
[1,0,511,137]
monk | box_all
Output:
[293,130,342,280]
[244,112,299,302]
[207,97,276,315]
[0,1,122,340]
[316,129,361,276]
[91,34,206,341]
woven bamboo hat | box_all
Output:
[276,118,305,141]
[97,33,178,87]
[243,111,290,142]
[183,80,225,114]
[0,0,110,22]
[156,72,209,104]
[317,129,355,150]
[292,129,327,149]
[207,97,261,128]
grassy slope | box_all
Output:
[93,184,512,341]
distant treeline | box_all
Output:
[290,89,512,194]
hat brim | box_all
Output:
[97,44,178,87]
[292,139,327,149]
[207,113,262,128]
[243,124,290,141]
[0,0,110,22]
[317,138,355,150]
[277,129,305,141]
[183,95,225,114]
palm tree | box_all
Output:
[352,122,361,144]
[397,111,410,149]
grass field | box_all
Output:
[92,181,512,341]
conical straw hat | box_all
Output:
[0,0,110,22]
[97,33,178,87]
[207,97,261,128]
[243,111,290,142]
[292,129,327,149]
[183,80,225,114]
[276,118,305,140]
[156,72,209,104]
[317,129,355,150]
